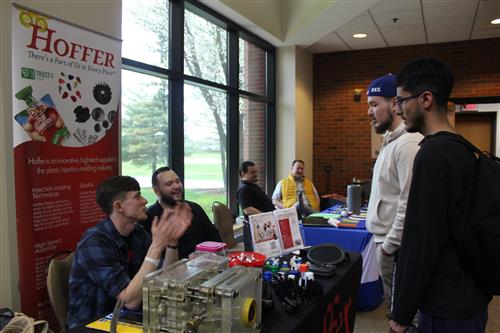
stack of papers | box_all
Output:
[307,205,367,229]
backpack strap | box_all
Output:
[453,134,482,154]
[447,135,486,279]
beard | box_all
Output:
[374,107,393,134]
[160,191,178,207]
[405,108,425,133]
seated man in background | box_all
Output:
[67,176,192,328]
[272,159,320,215]
[236,160,275,217]
[140,166,221,259]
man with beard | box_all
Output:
[389,59,491,333]
[272,160,320,216]
[366,74,422,306]
[236,160,275,217]
[140,166,221,259]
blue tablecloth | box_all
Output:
[300,223,384,311]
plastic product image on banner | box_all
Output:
[14,86,69,145]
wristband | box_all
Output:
[166,244,179,250]
[144,256,160,267]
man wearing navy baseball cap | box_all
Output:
[366,74,423,312]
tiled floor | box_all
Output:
[354,296,500,333]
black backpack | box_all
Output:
[457,136,500,295]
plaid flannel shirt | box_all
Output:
[66,219,151,328]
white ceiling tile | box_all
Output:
[380,24,427,46]
[426,21,472,43]
[371,9,423,27]
[471,27,500,39]
[369,0,421,14]
[336,12,375,33]
[423,2,478,23]
[422,0,478,9]
[476,0,500,17]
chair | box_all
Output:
[212,202,244,251]
[46,251,74,331]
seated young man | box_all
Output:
[66,176,192,328]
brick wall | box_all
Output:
[313,38,500,195]
[241,40,266,188]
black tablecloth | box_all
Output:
[262,251,361,333]
[66,252,361,333]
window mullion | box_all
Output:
[169,0,185,184]
[227,29,239,213]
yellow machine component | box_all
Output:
[241,297,257,326]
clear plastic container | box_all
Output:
[189,241,229,271]
[192,241,228,257]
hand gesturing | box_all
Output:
[151,202,192,251]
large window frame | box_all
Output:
[122,0,276,212]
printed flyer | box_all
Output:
[249,208,304,258]
[11,5,121,330]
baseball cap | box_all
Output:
[367,74,396,97]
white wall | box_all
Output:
[295,47,314,177]
[276,46,296,179]
[0,0,121,310]
[276,46,314,181]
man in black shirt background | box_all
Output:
[389,58,491,333]
[140,166,221,259]
[236,160,275,217]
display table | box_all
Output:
[66,252,362,333]
[301,224,384,311]
[262,252,361,333]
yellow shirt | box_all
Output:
[280,174,319,210]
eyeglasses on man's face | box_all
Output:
[396,91,434,110]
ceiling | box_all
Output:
[307,0,500,53]
[204,0,500,53]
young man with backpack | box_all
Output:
[389,58,492,333]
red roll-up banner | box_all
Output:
[11,5,121,329]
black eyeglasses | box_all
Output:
[396,91,433,109]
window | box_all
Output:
[122,0,169,68]
[184,84,227,214]
[184,9,227,84]
[122,0,275,217]
[121,70,169,204]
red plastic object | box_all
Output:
[299,263,309,272]
[228,251,266,268]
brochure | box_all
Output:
[248,208,304,258]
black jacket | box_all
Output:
[392,132,491,324]
[236,180,275,217]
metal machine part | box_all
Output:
[143,254,262,333]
